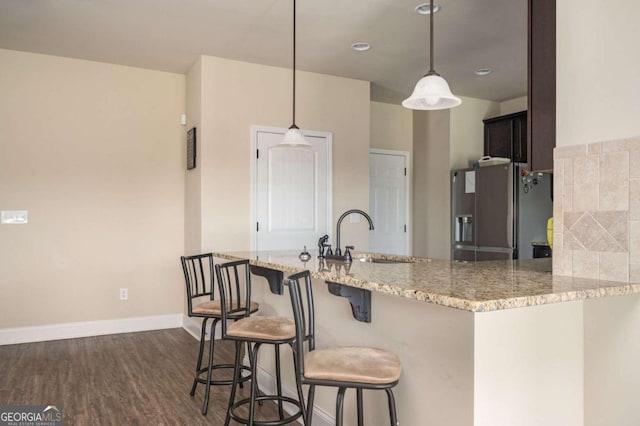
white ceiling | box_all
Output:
[0,0,527,104]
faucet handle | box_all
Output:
[344,245,354,263]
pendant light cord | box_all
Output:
[292,0,297,127]
[429,0,435,74]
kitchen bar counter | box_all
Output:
[213,250,640,312]
[212,250,640,425]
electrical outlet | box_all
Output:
[119,288,128,300]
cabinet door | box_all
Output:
[484,119,513,158]
[528,0,556,171]
[512,114,527,163]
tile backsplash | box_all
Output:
[553,137,640,282]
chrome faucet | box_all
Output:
[334,209,375,257]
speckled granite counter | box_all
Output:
[213,250,640,312]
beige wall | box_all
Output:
[584,294,640,426]
[412,109,451,258]
[557,1,640,147]
[450,96,500,170]
[554,2,640,424]
[0,49,186,328]
[185,57,202,255]
[499,96,528,116]
[412,97,499,259]
[253,275,475,426]
[370,101,413,152]
[475,301,584,426]
[187,56,371,253]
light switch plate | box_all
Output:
[349,213,361,224]
[1,210,28,224]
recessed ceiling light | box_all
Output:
[415,3,441,15]
[475,68,493,76]
[351,42,371,52]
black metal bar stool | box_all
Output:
[285,270,401,426]
[215,259,305,426]
[180,253,258,415]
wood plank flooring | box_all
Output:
[0,328,290,425]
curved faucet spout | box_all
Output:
[335,209,375,256]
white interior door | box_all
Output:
[252,126,332,251]
[369,150,409,255]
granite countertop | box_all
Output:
[212,250,640,312]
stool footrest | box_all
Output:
[195,364,252,386]
[229,395,303,426]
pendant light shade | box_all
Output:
[402,72,461,109]
[279,0,311,147]
[282,125,309,147]
[403,0,461,110]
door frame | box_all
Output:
[369,148,412,255]
[250,125,333,251]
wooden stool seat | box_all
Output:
[305,346,401,385]
[216,259,304,426]
[227,316,296,341]
[286,270,401,426]
[181,253,257,416]
[192,300,259,317]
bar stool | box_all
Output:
[180,253,259,415]
[285,270,401,426]
[215,259,305,426]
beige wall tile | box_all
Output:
[563,185,573,213]
[553,231,563,274]
[592,233,625,252]
[630,264,640,282]
[594,211,624,228]
[630,152,640,178]
[630,179,640,220]
[555,144,587,159]
[562,247,573,276]
[573,156,599,211]
[564,159,574,185]
[599,151,629,211]
[553,198,564,229]
[564,211,584,229]
[571,212,605,249]
[630,221,640,264]
[573,251,598,279]
[599,252,629,282]
[554,159,565,199]
[564,231,586,250]
[606,215,629,251]
[602,137,640,152]
[587,142,602,156]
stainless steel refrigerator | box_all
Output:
[451,163,553,261]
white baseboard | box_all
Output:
[0,314,183,346]
[254,362,334,426]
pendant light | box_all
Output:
[402,0,461,110]
[280,0,311,147]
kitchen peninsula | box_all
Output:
[214,251,640,426]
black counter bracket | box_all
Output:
[326,281,371,323]
[248,265,371,322]
[249,265,284,295]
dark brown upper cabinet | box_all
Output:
[528,0,556,172]
[483,111,527,163]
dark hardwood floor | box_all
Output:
[0,328,288,425]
